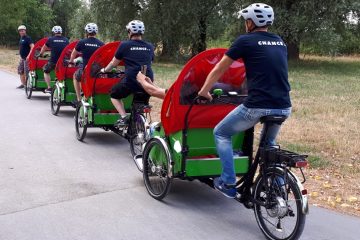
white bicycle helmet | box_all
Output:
[240,3,274,27]
[85,23,98,34]
[52,25,62,34]
[18,25,26,31]
[126,20,145,35]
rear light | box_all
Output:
[143,108,151,113]
[301,189,308,195]
[295,161,308,168]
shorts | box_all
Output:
[17,59,29,75]
[43,61,56,74]
[74,68,84,82]
[110,80,150,103]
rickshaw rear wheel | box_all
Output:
[253,168,306,240]
[75,104,88,141]
[143,138,171,200]
[25,73,33,99]
[51,86,61,115]
[129,114,147,157]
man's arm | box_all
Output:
[69,49,79,64]
[26,43,34,61]
[198,55,234,100]
[102,57,121,72]
[39,44,49,56]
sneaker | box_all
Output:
[115,115,129,127]
[44,88,52,94]
[16,84,24,89]
[213,177,236,198]
[72,100,80,108]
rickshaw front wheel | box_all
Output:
[25,73,33,99]
[143,138,171,200]
[51,86,61,115]
[75,104,88,141]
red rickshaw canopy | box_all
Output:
[161,48,246,136]
[55,40,79,81]
[82,41,124,98]
[28,38,48,71]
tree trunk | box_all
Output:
[191,16,207,57]
[287,41,300,60]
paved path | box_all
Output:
[0,70,359,240]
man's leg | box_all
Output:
[73,69,83,101]
[44,72,51,88]
[17,59,26,87]
[111,98,126,117]
[110,81,132,117]
[214,104,259,185]
[43,63,52,89]
[260,108,292,146]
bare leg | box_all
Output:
[44,72,51,88]
[73,77,81,101]
[20,73,26,85]
[111,98,127,117]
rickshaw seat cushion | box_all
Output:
[260,115,287,124]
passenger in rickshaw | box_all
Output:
[198,3,292,198]
[17,25,34,89]
[39,26,69,93]
[136,71,243,103]
[100,20,154,126]
[69,23,104,105]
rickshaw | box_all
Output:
[25,38,56,99]
[51,41,81,115]
[141,49,309,240]
[75,41,151,159]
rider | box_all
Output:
[198,3,292,198]
[101,20,155,126]
[39,26,69,93]
[69,23,104,104]
[17,25,34,89]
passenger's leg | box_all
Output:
[214,104,259,185]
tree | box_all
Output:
[0,0,53,45]
[52,0,82,37]
[92,0,141,41]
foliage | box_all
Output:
[52,0,82,37]
[0,0,54,45]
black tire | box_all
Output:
[75,104,87,141]
[25,73,33,99]
[143,138,171,200]
[51,86,61,115]
[253,168,306,240]
[129,113,147,157]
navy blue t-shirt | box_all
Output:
[114,40,154,90]
[19,36,33,59]
[75,37,104,67]
[45,36,69,64]
[226,32,291,109]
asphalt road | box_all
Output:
[0,70,359,240]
